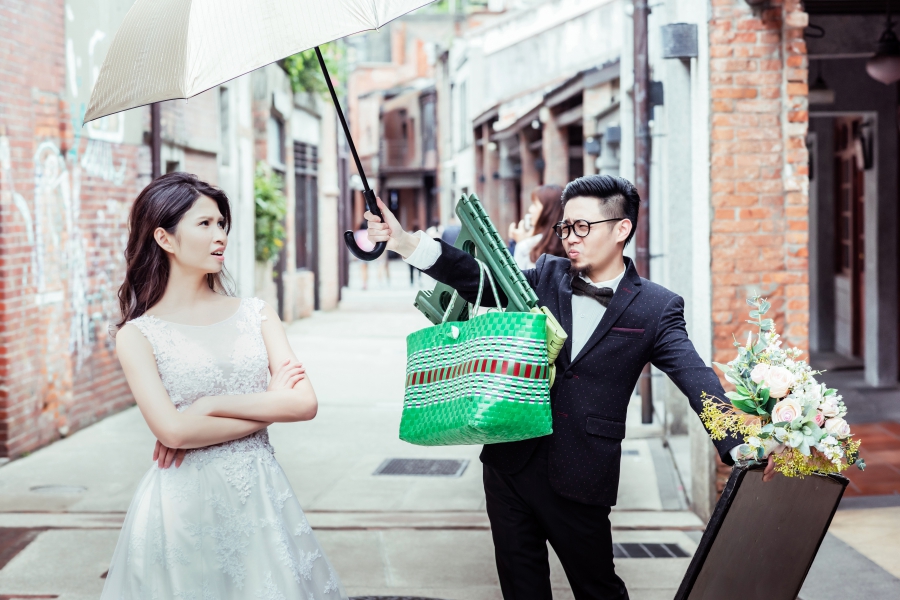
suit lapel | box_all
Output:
[569,258,643,368]
[557,272,574,365]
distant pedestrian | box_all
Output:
[508,184,565,269]
[103,172,346,599]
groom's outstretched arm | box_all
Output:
[650,295,743,465]
[365,196,542,306]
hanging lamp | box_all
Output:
[867,0,900,85]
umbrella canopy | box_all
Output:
[84,0,436,123]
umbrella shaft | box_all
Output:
[315,46,370,194]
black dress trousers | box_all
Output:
[483,439,630,600]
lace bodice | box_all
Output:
[129,297,275,464]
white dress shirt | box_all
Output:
[404,232,746,461]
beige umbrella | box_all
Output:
[85,0,439,260]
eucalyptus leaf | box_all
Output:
[732,399,757,414]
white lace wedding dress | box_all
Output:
[101,297,347,600]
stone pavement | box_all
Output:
[0,260,896,599]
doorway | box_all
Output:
[833,116,865,358]
[294,141,319,309]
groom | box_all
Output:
[366,175,767,599]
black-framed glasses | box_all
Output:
[553,218,626,240]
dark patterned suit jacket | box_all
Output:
[423,241,741,506]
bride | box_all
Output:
[102,172,346,599]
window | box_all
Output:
[294,142,319,274]
[219,87,231,166]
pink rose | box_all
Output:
[814,411,825,427]
[750,363,771,384]
[771,398,802,424]
[765,366,794,398]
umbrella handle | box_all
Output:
[344,189,387,261]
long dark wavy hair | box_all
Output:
[115,172,234,332]
[529,184,566,263]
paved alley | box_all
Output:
[0,261,896,599]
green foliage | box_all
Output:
[283,43,344,96]
[254,164,286,263]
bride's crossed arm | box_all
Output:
[187,301,318,424]
[116,301,317,459]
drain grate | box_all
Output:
[613,542,689,558]
[373,459,469,477]
[351,597,447,600]
[29,485,87,494]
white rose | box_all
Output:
[750,363,771,384]
[820,397,839,418]
[824,417,851,439]
[766,366,795,398]
[771,398,803,424]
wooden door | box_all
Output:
[834,117,865,357]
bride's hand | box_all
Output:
[268,358,306,392]
[153,439,186,469]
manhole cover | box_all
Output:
[614,542,688,558]
[373,459,468,477]
[29,485,87,494]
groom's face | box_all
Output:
[561,196,632,276]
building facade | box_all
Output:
[0,0,341,457]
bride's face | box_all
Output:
[156,195,227,274]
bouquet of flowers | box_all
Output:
[701,296,865,478]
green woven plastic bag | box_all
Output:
[400,260,553,446]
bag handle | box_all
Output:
[440,259,502,324]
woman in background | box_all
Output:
[509,184,565,269]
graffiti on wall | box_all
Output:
[1,132,130,377]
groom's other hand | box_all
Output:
[762,454,775,482]
[364,197,421,258]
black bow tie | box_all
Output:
[571,277,614,307]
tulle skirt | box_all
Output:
[101,442,346,600]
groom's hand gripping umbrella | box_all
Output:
[83,0,440,261]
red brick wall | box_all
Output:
[0,0,150,456]
[708,0,810,367]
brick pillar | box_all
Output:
[519,131,540,215]
[708,0,809,372]
[0,0,148,456]
[543,110,568,187]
